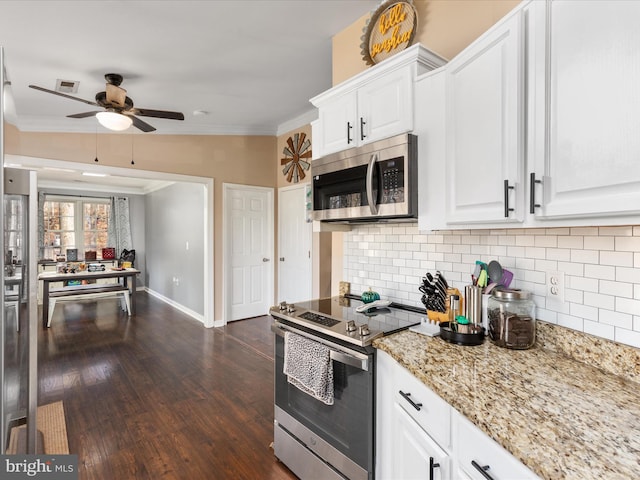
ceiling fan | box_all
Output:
[29,73,185,132]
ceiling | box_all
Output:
[0,0,379,189]
[0,0,380,136]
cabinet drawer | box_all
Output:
[454,411,539,480]
[394,362,451,449]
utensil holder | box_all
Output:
[427,288,463,323]
[465,285,483,326]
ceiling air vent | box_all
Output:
[55,79,79,94]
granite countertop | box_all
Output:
[374,324,640,480]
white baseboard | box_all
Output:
[143,287,205,324]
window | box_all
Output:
[42,196,111,260]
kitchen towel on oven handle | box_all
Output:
[283,331,334,406]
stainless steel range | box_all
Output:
[270,296,424,480]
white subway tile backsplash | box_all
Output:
[615,236,640,252]
[583,320,615,340]
[600,251,634,267]
[584,236,615,251]
[343,224,640,349]
[616,297,640,316]
[585,264,616,281]
[570,249,600,264]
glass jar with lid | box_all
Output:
[487,288,536,349]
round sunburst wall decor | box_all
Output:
[281,132,312,183]
[360,0,418,66]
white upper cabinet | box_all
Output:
[311,44,446,158]
[444,9,525,225]
[528,0,640,221]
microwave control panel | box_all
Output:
[380,157,404,204]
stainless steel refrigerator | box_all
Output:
[1,47,40,454]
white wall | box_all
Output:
[343,224,640,349]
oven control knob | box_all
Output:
[286,304,296,313]
[359,324,371,336]
[346,320,357,332]
[279,302,288,311]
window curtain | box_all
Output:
[107,196,133,254]
[37,192,45,259]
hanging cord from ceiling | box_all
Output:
[131,130,135,165]
[94,125,99,162]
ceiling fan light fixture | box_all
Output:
[96,111,133,131]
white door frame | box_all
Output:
[222,182,274,325]
[278,183,312,303]
[5,154,215,328]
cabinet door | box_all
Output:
[375,350,396,480]
[393,403,450,480]
[358,66,413,145]
[454,411,539,480]
[416,69,447,232]
[445,11,524,225]
[529,0,640,219]
[316,93,357,156]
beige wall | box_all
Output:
[332,0,520,85]
[5,123,276,322]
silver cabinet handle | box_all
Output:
[263,258,270,262]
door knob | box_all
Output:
[263,258,270,262]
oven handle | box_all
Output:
[271,322,370,372]
[366,153,379,215]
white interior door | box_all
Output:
[278,185,312,303]
[224,184,273,321]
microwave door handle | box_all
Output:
[366,153,379,215]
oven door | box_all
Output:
[273,325,374,480]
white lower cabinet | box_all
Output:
[393,403,450,480]
[376,350,539,480]
[453,411,539,480]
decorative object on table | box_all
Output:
[121,261,132,269]
[66,248,78,261]
[102,247,116,260]
[360,287,380,304]
[55,255,66,262]
[84,250,97,261]
[119,248,136,267]
[281,132,312,183]
[87,263,106,272]
[487,289,536,350]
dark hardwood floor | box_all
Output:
[38,293,296,480]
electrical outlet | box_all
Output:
[546,270,565,306]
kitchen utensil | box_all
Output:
[487,260,504,284]
[464,285,483,326]
[500,269,514,287]
[477,269,488,288]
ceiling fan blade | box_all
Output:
[131,108,184,120]
[29,85,100,106]
[67,111,101,119]
[106,83,127,107]
[126,114,156,133]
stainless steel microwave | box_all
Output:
[312,133,417,222]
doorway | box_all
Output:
[223,183,274,322]
[278,184,312,303]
